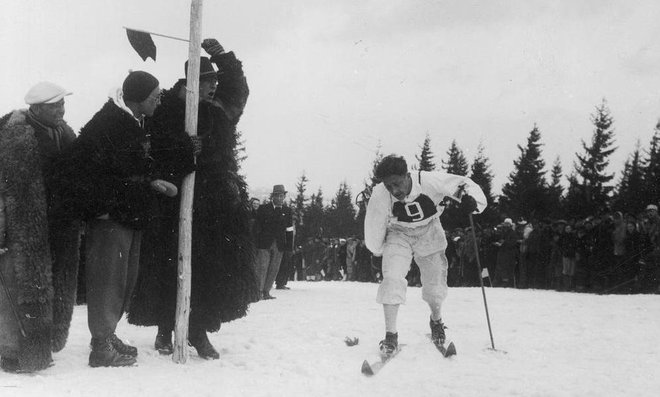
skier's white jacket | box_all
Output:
[364,170,487,256]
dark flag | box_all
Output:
[126,29,157,61]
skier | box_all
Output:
[364,155,486,356]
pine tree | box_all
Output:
[468,143,499,224]
[442,140,469,176]
[369,141,384,187]
[500,124,548,220]
[326,182,357,237]
[614,142,645,214]
[547,157,564,218]
[564,172,585,217]
[469,143,494,202]
[643,125,660,205]
[234,129,247,168]
[571,99,617,216]
[292,171,309,242]
[416,133,436,171]
[304,188,326,238]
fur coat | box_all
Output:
[52,100,156,230]
[0,109,79,371]
[128,51,259,332]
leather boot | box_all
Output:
[155,327,174,355]
[89,337,136,367]
[188,329,219,360]
[109,334,138,357]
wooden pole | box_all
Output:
[173,0,203,364]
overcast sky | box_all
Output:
[3,0,660,201]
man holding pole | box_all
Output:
[364,155,486,356]
[128,39,259,360]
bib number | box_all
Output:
[404,202,424,221]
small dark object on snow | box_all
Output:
[344,336,359,346]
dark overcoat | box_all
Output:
[128,51,259,332]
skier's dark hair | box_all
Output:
[375,155,407,180]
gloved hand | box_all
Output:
[202,38,225,56]
[189,135,203,156]
[150,179,178,197]
[458,194,478,215]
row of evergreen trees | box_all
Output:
[279,99,660,243]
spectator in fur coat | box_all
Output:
[127,39,259,360]
[0,82,80,373]
[52,71,176,368]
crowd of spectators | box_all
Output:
[446,205,660,294]
[277,204,660,295]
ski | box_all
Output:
[427,334,457,358]
[361,345,403,377]
[434,341,456,357]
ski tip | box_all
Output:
[445,341,457,357]
[361,360,374,376]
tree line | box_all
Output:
[276,98,660,244]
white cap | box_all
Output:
[24,82,72,105]
[503,218,513,226]
[646,204,658,212]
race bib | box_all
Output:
[392,194,438,223]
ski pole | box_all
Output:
[468,213,495,350]
[0,266,27,338]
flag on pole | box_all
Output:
[126,29,157,61]
[481,268,490,278]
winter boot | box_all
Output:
[430,317,446,345]
[155,328,174,355]
[89,337,137,367]
[378,332,398,357]
[189,329,220,360]
[109,334,138,357]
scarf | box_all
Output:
[26,109,64,151]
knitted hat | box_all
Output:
[184,57,217,80]
[122,71,159,102]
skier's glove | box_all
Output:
[458,194,478,215]
[202,38,225,56]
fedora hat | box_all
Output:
[272,185,287,195]
[184,57,217,80]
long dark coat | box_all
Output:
[128,51,259,332]
[52,100,157,230]
[0,109,79,371]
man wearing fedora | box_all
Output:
[254,185,294,300]
[127,39,259,360]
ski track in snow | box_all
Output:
[0,281,658,397]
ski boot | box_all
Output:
[378,332,398,358]
[430,317,446,345]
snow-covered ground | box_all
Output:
[1,281,658,397]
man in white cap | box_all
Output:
[0,82,80,373]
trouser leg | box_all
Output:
[86,220,139,340]
[263,242,284,294]
[416,250,449,321]
[255,248,271,293]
